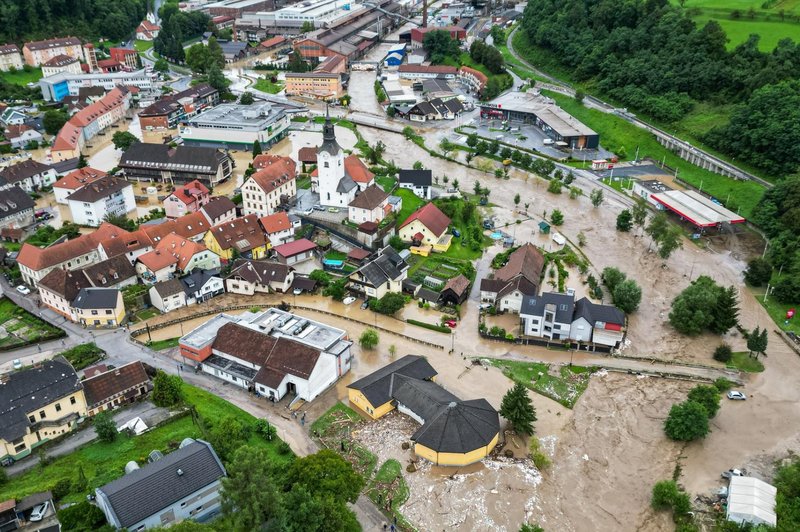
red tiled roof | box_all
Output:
[273,238,316,258]
[137,20,160,31]
[399,202,451,237]
[138,232,208,272]
[18,223,129,271]
[260,36,286,48]
[52,122,82,152]
[169,179,210,206]
[259,212,291,235]
[53,167,107,191]
[398,65,458,75]
[344,154,374,183]
[297,146,318,163]
[208,214,266,252]
[82,361,150,407]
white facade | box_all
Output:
[8,129,43,149]
[0,49,23,71]
[149,285,188,313]
[265,227,293,246]
[224,269,294,295]
[316,144,355,208]
[241,175,296,218]
[348,202,386,224]
[399,182,431,200]
[499,289,524,313]
[67,184,135,227]
[3,166,57,193]
[255,351,339,403]
[185,276,224,305]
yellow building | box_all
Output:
[398,203,452,249]
[285,72,344,100]
[203,214,269,261]
[0,357,87,461]
[71,287,125,328]
[347,355,500,467]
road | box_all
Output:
[505,26,771,188]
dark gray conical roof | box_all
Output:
[319,106,342,156]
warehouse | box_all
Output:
[479,91,599,150]
[650,190,745,228]
[347,355,500,466]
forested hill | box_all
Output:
[0,0,147,44]
[520,0,800,176]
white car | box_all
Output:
[302,208,314,215]
[12,359,22,370]
[727,390,747,400]
[343,296,356,305]
[29,501,49,522]
[292,288,303,295]
[16,285,31,295]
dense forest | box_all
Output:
[0,0,147,43]
[521,0,800,176]
[153,2,210,62]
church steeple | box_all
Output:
[319,104,341,156]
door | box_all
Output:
[287,381,297,396]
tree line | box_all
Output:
[520,0,800,175]
[0,0,147,43]
[154,3,209,63]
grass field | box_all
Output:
[0,297,65,349]
[134,40,153,52]
[0,67,43,86]
[148,337,180,350]
[750,283,800,335]
[489,359,594,408]
[543,90,765,219]
[0,385,293,504]
[253,76,284,94]
[728,351,765,372]
[394,188,426,226]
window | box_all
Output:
[324,162,329,168]
[29,415,35,423]
[55,403,62,412]
[105,310,112,315]
[70,396,76,405]
[91,310,98,315]
[39,410,46,419]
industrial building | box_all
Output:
[650,189,746,228]
[206,0,275,17]
[179,99,304,150]
[479,91,599,150]
[348,355,500,467]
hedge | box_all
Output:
[406,319,451,334]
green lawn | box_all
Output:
[253,76,284,94]
[489,359,594,408]
[376,176,397,193]
[600,176,634,194]
[543,90,765,219]
[750,284,800,335]
[133,40,154,52]
[148,337,180,350]
[727,351,765,373]
[296,175,312,189]
[395,188,426,226]
[367,460,412,530]
[132,307,161,322]
[324,250,347,261]
[0,385,293,503]
[0,67,43,86]
[61,343,105,370]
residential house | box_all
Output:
[218,40,252,62]
[398,202,451,248]
[0,44,23,71]
[109,47,139,70]
[347,355,499,467]
[149,279,188,313]
[272,238,316,265]
[5,124,43,150]
[82,361,151,416]
[118,144,233,187]
[65,176,136,227]
[570,297,626,347]
[458,66,487,96]
[480,244,544,313]
[135,20,161,41]
[258,212,293,246]
[138,84,218,130]
[136,233,220,283]
[72,287,125,328]
[53,167,107,204]
[398,169,432,200]
[284,71,344,100]
[22,37,83,67]
[41,54,81,77]
[224,259,294,295]
[81,254,138,289]
[0,107,26,126]
[95,440,226,531]
[0,159,57,192]
[518,292,575,341]
[241,154,296,218]
[440,274,470,305]
[51,122,84,162]
[348,184,389,225]
[0,186,35,231]
[141,211,212,245]
[402,98,463,122]
[164,180,211,219]
[203,214,268,261]
[0,357,87,462]
[297,146,317,172]
[347,245,408,300]
[200,196,237,226]
[38,268,93,321]
[182,268,224,304]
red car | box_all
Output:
[444,320,457,329]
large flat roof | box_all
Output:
[185,102,286,128]
[651,190,745,227]
[727,476,776,527]
[481,91,596,137]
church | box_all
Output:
[312,112,375,207]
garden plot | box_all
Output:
[0,298,64,349]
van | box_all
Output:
[543,139,555,145]
[495,134,504,140]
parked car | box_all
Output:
[360,300,369,309]
[292,288,303,295]
[29,501,49,522]
[721,468,746,479]
[444,320,457,328]
[450,228,461,237]
[478,303,493,311]
[727,391,746,401]
[327,207,339,213]
[313,204,325,211]
[12,359,22,370]
[343,296,356,305]
[16,285,30,295]
[302,208,314,215]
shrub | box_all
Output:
[687,385,721,418]
[57,501,107,531]
[359,328,379,349]
[52,478,72,501]
[547,179,562,194]
[714,377,734,392]
[664,400,710,441]
[94,411,117,442]
[713,344,733,363]
[652,480,680,510]
[529,437,551,470]
[152,370,184,407]
[406,319,451,333]
[278,441,292,455]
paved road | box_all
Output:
[6,402,168,477]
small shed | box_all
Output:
[347,248,372,263]
[440,274,470,305]
[538,220,550,234]
[726,476,777,527]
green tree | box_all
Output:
[309,269,332,286]
[590,188,604,207]
[359,328,379,349]
[687,385,721,418]
[574,89,585,104]
[103,213,136,231]
[112,130,139,151]
[743,257,772,286]
[288,49,310,72]
[613,279,642,314]
[616,209,633,231]
[207,416,251,461]
[283,485,360,532]
[240,91,255,105]
[323,279,346,300]
[252,140,262,157]
[602,267,626,292]
[77,153,87,168]
[550,209,564,225]
[514,193,521,206]
[301,21,315,33]
[547,179,562,194]
[651,480,680,510]
[657,226,683,260]
[646,212,669,243]
[710,285,739,334]
[713,344,733,363]
[206,36,225,69]
[413,160,424,170]
[747,326,768,359]
[43,109,68,135]
[73,465,88,492]
[221,447,286,530]
[57,501,108,531]
[774,457,800,532]
[466,134,478,148]
[284,450,364,503]
[154,58,170,73]
[520,524,545,532]
[422,30,460,63]
[370,292,405,315]
[152,370,183,407]
[631,198,648,229]
[365,140,386,165]
[664,400,710,441]
[207,62,229,92]
[669,276,722,335]
[500,383,537,436]
[185,42,211,73]
[93,411,117,443]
